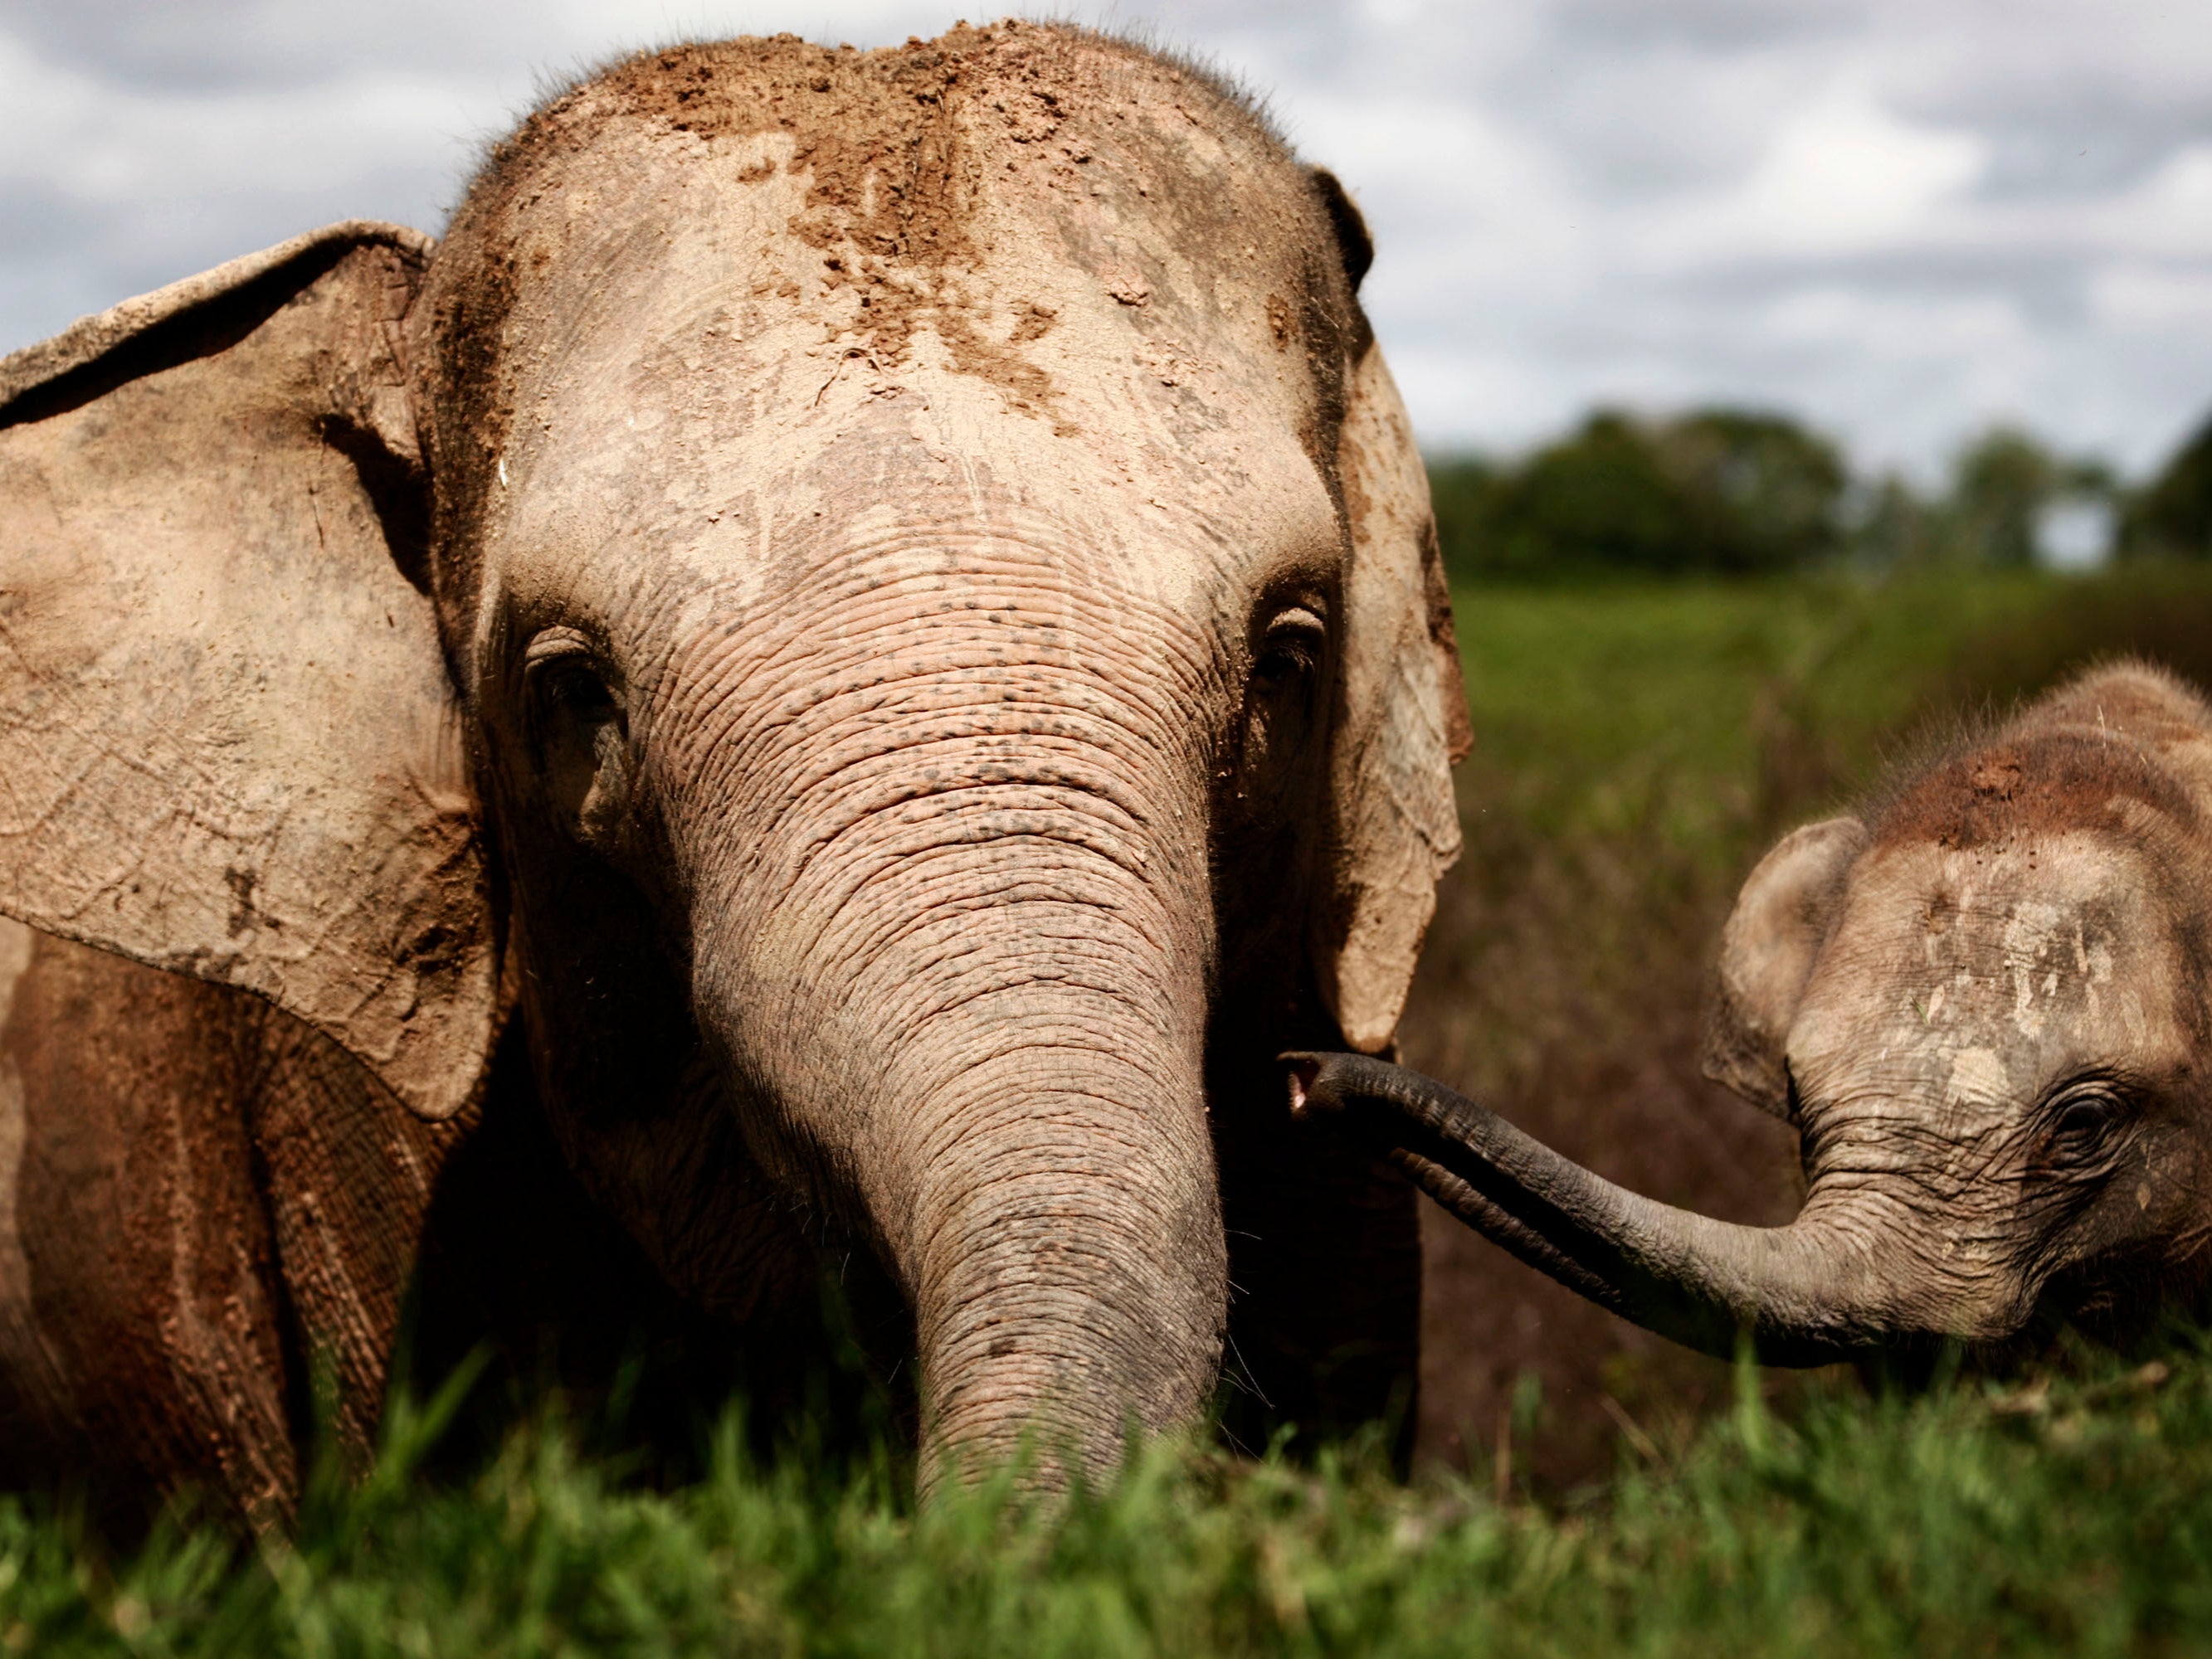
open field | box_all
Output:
[14,563,2212,1652]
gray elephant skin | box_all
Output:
[1298,663,2212,1364]
[0,23,1469,1521]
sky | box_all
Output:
[4,0,2210,482]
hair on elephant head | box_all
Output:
[0,23,1467,1497]
[1294,662,2212,1370]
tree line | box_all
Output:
[1425,406,2212,579]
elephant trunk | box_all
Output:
[706,885,1225,1489]
[675,625,1228,1487]
[1287,1053,1969,1364]
[900,1027,1225,1488]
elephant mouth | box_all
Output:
[1284,1051,2024,1365]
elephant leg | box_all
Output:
[1,924,301,1525]
[0,920,73,1492]
[238,1001,465,1473]
[397,1024,847,1478]
[0,926,827,1511]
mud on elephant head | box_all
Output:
[1295,663,2212,1367]
[0,25,1469,1483]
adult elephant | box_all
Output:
[0,23,1467,1518]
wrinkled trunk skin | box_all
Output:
[658,548,1229,1485]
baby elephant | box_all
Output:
[1294,662,2212,1363]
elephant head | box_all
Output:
[1293,663,2212,1365]
[0,24,1466,1482]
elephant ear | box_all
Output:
[0,222,499,1121]
[1702,815,1867,1117]
[1313,328,1473,1053]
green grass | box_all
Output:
[27,562,2212,1654]
[1453,563,2212,867]
[9,1341,2212,1655]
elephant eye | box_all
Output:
[543,658,619,724]
[523,628,633,845]
[525,633,622,737]
[1230,605,1327,802]
[2041,1083,2129,1163]
[1251,608,1325,692]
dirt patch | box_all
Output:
[1881,730,2195,854]
[1869,665,2206,855]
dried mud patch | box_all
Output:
[460,23,1293,440]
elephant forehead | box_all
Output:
[1791,830,2191,1111]
[487,387,1335,649]
[456,32,1342,626]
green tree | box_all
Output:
[1425,453,1508,578]
[1947,426,2061,566]
[1846,474,1941,567]
[1494,410,1689,575]
[1940,426,2117,567]
[2122,413,2212,560]
[1427,407,1848,580]
[1655,410,1849,572]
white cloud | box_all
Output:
[1661,80,1986,263]
[4,0,2210,477]
[2090,145,2212,262]
[2092,265,2212,333]
[1756,285,2026,358]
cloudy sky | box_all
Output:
[4,0,2209,480]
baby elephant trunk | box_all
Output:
[1287,1053,1956,1365]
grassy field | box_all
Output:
[18,563,2212,1653]
[7,1338,2212,1653]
